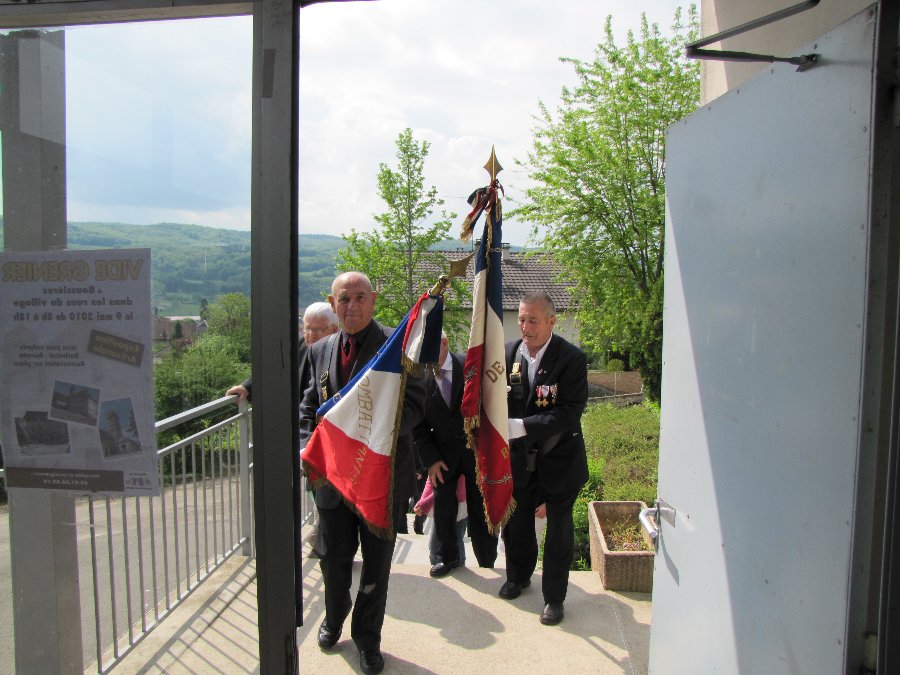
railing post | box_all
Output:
[239,398,253,556]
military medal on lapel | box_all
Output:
[549,384,558,404]
[509,361,522,385]
[536,384,550,407]
[320,371,330,401]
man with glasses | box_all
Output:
[499,291,588,627]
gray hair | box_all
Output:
[520,291,556,317]
[304,301,338,326]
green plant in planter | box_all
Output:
[605,521,653,552]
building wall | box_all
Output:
[700,0,872,104]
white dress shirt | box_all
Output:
[508,335,553,440]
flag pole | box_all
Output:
[458,146,514,534]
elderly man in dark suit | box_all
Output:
[499,291,588,627]
[299,271,425,675]
[414,333,499,577]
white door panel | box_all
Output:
[650,8,875,674]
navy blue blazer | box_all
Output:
[414,352,468,474]
[505,334,589,495]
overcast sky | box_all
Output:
[63,0,688,246]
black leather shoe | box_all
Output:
[429,560,461,578]
[316,620,341,649]
[498,579,531,599]
[540,602,565,625]
[359,648,385,674]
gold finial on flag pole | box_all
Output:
[483,145,503,182]
[449,252,475,279]
[431,251,476,296]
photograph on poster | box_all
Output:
[14,410,71,456]
[99,397,142,458]
[50,380,101,426]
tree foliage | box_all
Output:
[516,8,699,401]
[205,292,252,362]
[154,333,250,435]
[337,128,468,342]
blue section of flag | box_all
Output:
[419,296,444,364]
[316,312,410,417]
[486,209,504,319]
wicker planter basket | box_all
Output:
[588,500,655,593]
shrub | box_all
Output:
[572,402,660,570]
[572,455,604,570]
[606,358,625,372]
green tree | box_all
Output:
[337,128,466,341]
[154,333,250,437]
[205,292,251,362]
[516,8,699,402]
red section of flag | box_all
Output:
[460,344,484,419]
[302,417,392,531]
[472,414,513,530]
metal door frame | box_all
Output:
[0,0,300,671]
[864,3,900,671]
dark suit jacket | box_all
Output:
[299,320,426,509]
[414,353,468,473]
[505,334,588,495]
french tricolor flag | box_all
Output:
[460,180,514,533]
[301,291,443,536]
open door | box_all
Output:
[650,8,877,673]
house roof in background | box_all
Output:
[420,249,574,312]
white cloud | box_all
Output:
[60,1,689,245]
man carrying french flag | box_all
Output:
[299,270,441,675]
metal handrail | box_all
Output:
[87,396,254,673]
[1,393,312,673]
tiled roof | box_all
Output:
[419,249,575,311]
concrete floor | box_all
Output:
[107,522,652,674]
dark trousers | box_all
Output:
[432,451,498,567]
[503,474,579,604]
[317,500,404,650]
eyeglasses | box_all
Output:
[303,325,331,335]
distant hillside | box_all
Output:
[2,221,346,315]
[0,223,526,316]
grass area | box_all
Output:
[571,400,660,570]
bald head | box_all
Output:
[331,271,372,296]
[329,271,377,334]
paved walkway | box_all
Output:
[109,521,652,674]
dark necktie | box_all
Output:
[339,334,357,386]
